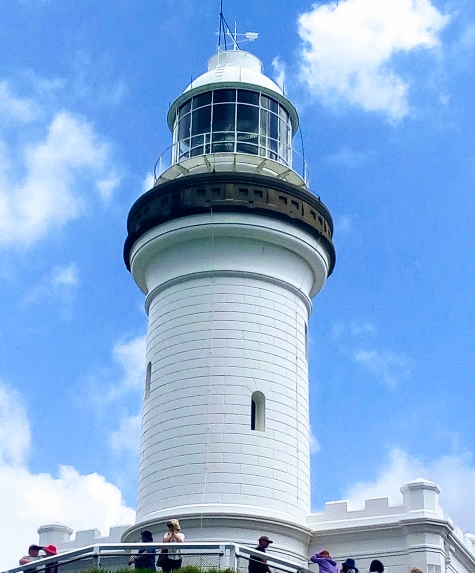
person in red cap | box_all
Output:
[248,536,273,573]
[43,546,57,555]
[43,545,58,573]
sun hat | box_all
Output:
[43,545,57,556]
[167,519,181,530]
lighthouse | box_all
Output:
[122,43,335,559]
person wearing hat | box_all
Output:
[128,531,156,570]
[368,560,384,573]
[43,545,58,573]
[19,545,43,570]
[160,519,184,572]
[341,558,358,573]
[248,536,273,573]
[310,550,339,573]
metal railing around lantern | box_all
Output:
[152,143,310,189]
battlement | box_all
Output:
[307,478,475,556]
[38,523,132,552]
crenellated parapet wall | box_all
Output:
[37,523,132,552]
[307,479,475,573]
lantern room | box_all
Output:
[167,49,299,169]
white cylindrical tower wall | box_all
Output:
[129,212,331,526]
[140,275,310,522]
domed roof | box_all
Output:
[184,50,283,95]
[167,49,298,132]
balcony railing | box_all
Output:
[4,542,312,573]
[153,143,310,188]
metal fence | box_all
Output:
[153,144,310,187]
[4,543,311,573]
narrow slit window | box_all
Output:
[251,391,265,431]
[145,361,151,399]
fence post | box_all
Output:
[228,544,237,572]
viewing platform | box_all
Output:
[4,542,311,573]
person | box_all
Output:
[128,531,156,570]
[161,519,184,572]
[248,536,273,573]
[369,560,384,573]
[410,568,423,573]
[19,545,43,570]
[310,550,339,573]
[341,557,358,573]
[43,545,58,573]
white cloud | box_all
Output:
[21,263,79,308]
[329,321,411,388]
[82,334,146,457]
[309,425,321,454]
[97,171,121,202]
[353,348,412,388]
[344,447,475,534]
[331,320,376,341]
[0,382,135,571]
[451,21,475,58]
[0,110,115,246]
[53,263,79,287]
[105,336,146,475]
[350,322,377,337]
[298,0,449,119]
[82,334,146,421]
[108,335,147,399]
[110,414,142,455]
[0,383,31,466]
[70,50,127,108]
[0,81,41,123]
[272,57,286,92]
[325,144,371,168]
[142,172,155,193]
[54,263,78,286]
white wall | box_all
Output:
[129,212,331,529]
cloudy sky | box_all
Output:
[1,0,475,568]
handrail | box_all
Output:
[153,143,310,187]
[4,542,312,573]
[235,544,310,572]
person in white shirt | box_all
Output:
[161,519,184,572]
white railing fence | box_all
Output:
[4,542,312,573]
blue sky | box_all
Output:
[1,0,475,568]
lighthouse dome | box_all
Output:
[167,49,297,134]
[184,50,283,95]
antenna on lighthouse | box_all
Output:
[218,0,234,50]
[217,1,259,50]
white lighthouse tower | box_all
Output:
[122,42,335,559]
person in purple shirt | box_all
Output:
[310,550,339,573]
